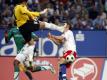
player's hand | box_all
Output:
[44,8,48,13]
[48,32,52,39]
[40,8,48,15]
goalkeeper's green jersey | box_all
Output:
[6,26,36,52]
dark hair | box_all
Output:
[66,22,72,30]
[13,0,21,5]
[21,0,28,2]
[13,0,28,5]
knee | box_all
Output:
[27,66,34,72]
[59,58,66,65]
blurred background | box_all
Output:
[0,0,107,30]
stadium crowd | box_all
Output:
[0,0,107,30]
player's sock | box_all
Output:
[32,65,55,74]
[14,66,19,80]
[27,45,35,62]
[44,22,65,32]
[59,72,63,80]
[25,70,33,80]
[59,64,67,80]
[32,65,49,72]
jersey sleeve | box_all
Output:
[20,5,40,20]
[30,12,40,17]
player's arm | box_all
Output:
[4,29,13,43]
[48,32,64,45]
[29,8,48,17]
[20,5,48,20]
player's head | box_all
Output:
[66,22,72,30]
[64,22,72,31]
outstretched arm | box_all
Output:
[48,32,64,45]
[20,5,48,20]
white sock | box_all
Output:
[14,72,19,80]
[40,65,51,71]
[44,22,64,32]
[27,44,35,62]
[21,43,35,62]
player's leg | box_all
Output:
[19,24,33,45]
[22,43,56,74]
[19,19,66,45]
[19,20,65,58]
[24,70,33,80]
[33,18,66,32]
[32,64,56,74]
[59,64,67,80]
[39,21,66,32]
[58,58,67,80]
[14,53,25,80]
[25,61,56,74]
[13,60,20,80]
[14,60,34,80]
[19,63,34,80]
[14,51,34,80]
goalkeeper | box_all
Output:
[13,0,66,56]
[5,26,55,80]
